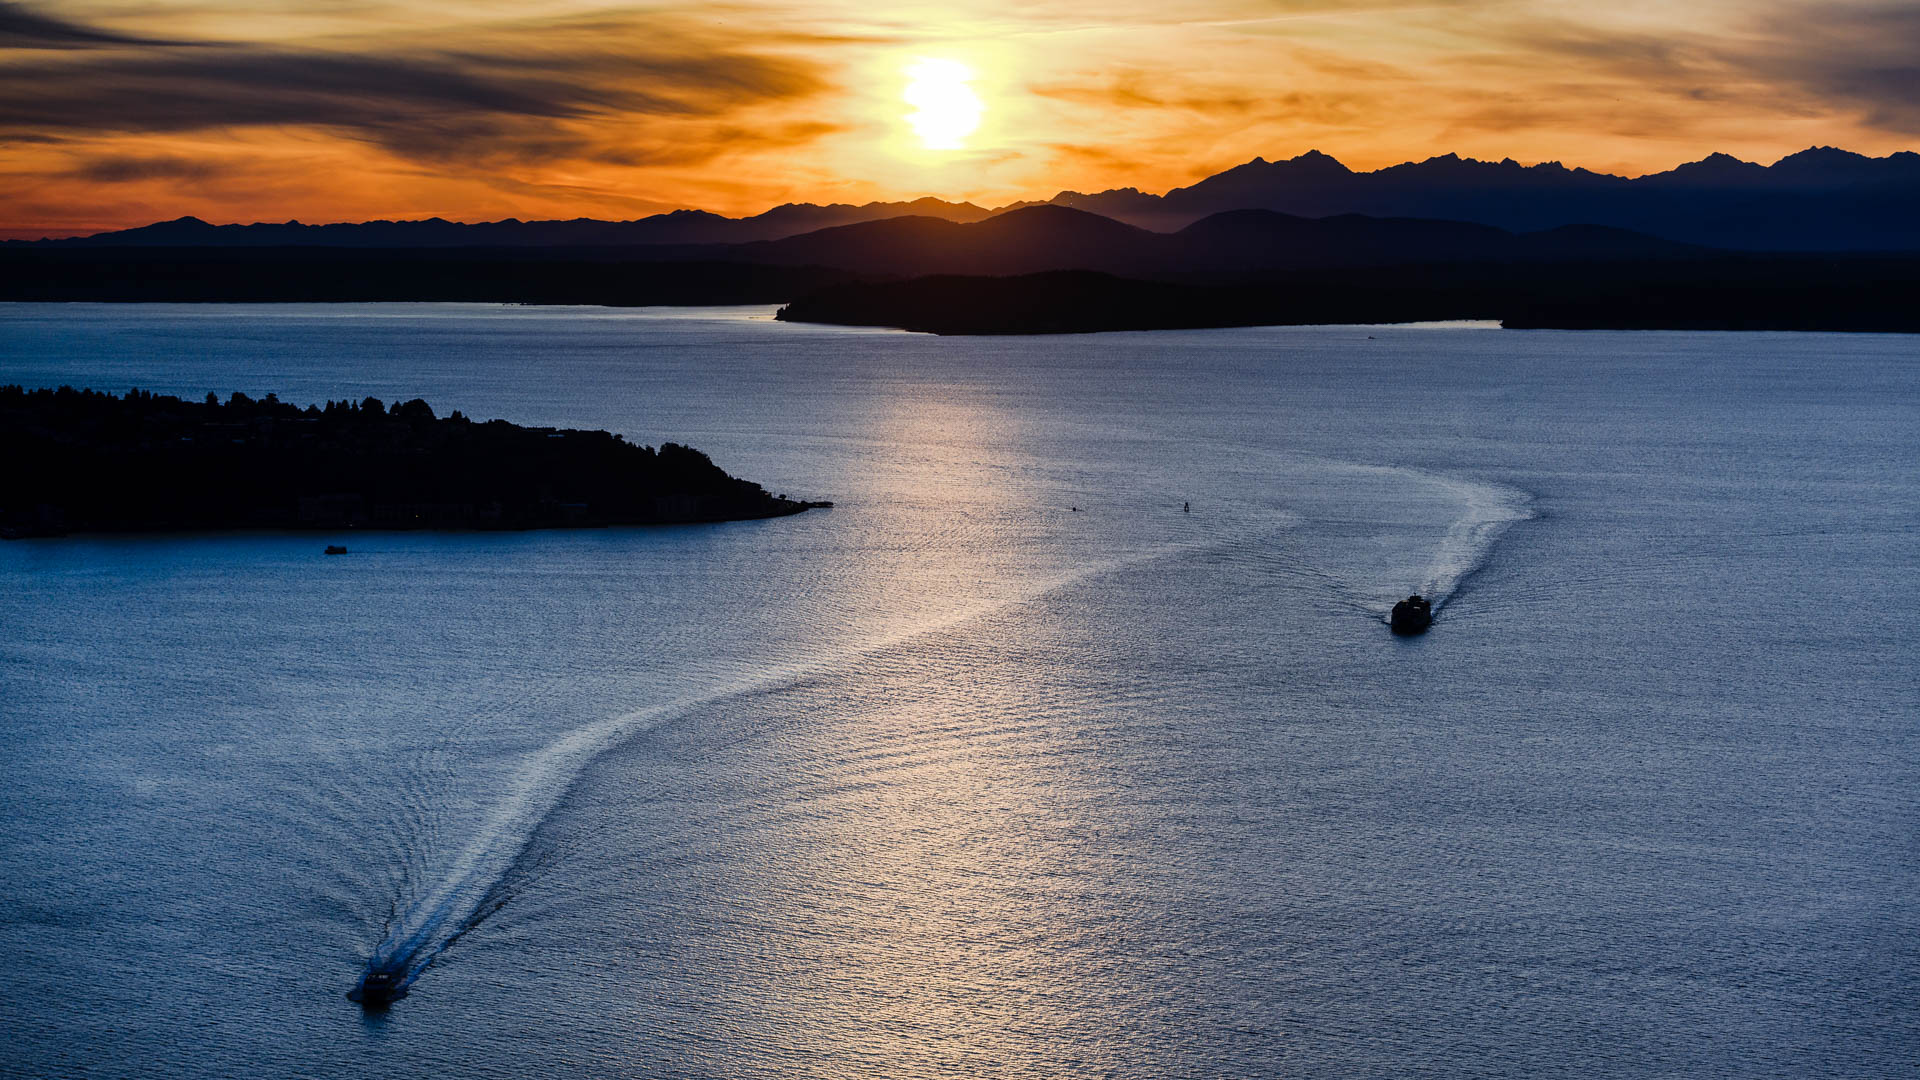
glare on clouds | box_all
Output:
[0,0,1913,235]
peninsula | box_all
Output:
[0,386,829,538]
[773,257,1920,335]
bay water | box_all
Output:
[1,305,1914,1077]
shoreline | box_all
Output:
[774,261,1920,336]
[0,499,835,542]
[1,386,831,540]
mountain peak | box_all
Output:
[1284,149,1351,174]
[1767,145,1920,185]
[1673,152,1761,172]
[985,203,1146,232]
[1776,145,1863,163]
[39,144,1920,252]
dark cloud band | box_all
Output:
[0,1,184,48]
[0,3,832,167]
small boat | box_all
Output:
[1390,595,1432,635]
[348,967,404,1007]
[324,545,348,555]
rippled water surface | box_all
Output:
[2,305,1915,1077]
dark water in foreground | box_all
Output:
[1,305,1915,1077]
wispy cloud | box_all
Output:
[1030,70,1261,114]
[2,0,1916,236]
[1,53,827,161]
[0,5,834,170]
[1748,2,1920,133]
[1465,1,1920,137]
[63,153,224,183]
[0,0,181,48]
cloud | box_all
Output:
[0,0,176,48]
[6,0,1918,235]
[1755,2,1920,132]
[64,153,225,183]
[0,9,835,169]
[0,47,822,128]
[589,122,848,168]
[1030,71,1261,114]
[1044,141,1146,173]
[1471,1,1920,136]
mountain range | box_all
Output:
[9,145,1917,332]
[717,206,1701,278]
[21,146,1919,252]
[8,202,1914,334]
[30,197,994,249]
[3,205,1704,304]
[1040,147,1920,249]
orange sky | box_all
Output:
[3,0,1917,237]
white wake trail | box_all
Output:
[367,464,1530,983]
[364,539,1197,983]
[1411,470,1534,609]
[1245,455,1533,620]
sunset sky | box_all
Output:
[3,0,1916,237]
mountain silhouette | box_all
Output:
[1048,147,1920,250]
[9,145,1916,331]
[33,199,995,248]
[720,205,1701,278]
[0,205,1711,305]
[731,206,1167,276]
[20,145,1917,253]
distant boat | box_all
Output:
[348,967,403,1007]
[324,545,347,555]
[1390,595,1432,635]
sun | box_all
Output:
[904,59,983,151]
